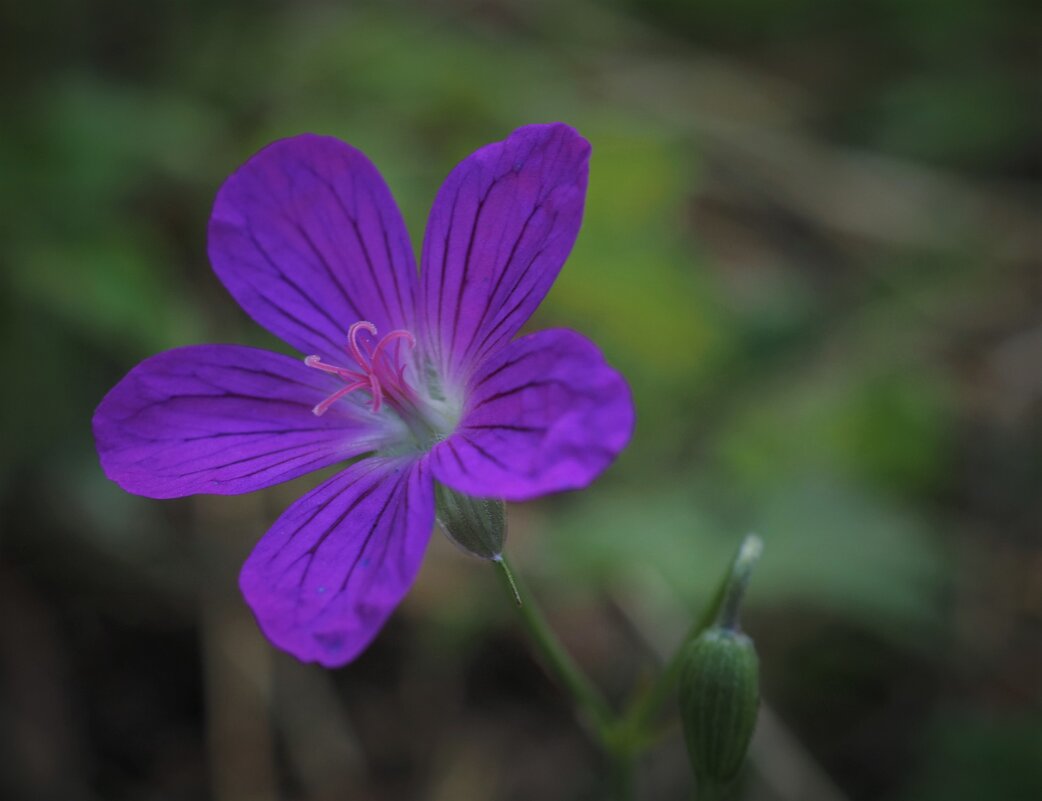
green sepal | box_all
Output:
[434,482,506,560]
[678,627,760,794]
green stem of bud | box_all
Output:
[623,534,764,737]
[492,537,762,801]
[715,535,763,632]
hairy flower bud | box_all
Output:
[678,627,760,796]
[434,483,506,559]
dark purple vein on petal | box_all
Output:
[345,482,413,605]
[363,176,411,325]
[291,469,387,589]
[299,162,396,326]
[220,243,334,349]
[337,474,403,594]
[288,219,366,322]
[238,450,356,483]
[461,435,510,470]
[473,378,574,408]
[244,228,347,344]
[245,287,337,353]
[444,439,469,474]
[268,467,376,566]
[462,203,542,354]
[433,187,463,372]
[469,348,543,393]
[464,423,546,433]
[142,392,315,408]
[131,429,337,445]
[468,228,557,364]
[280,162,370,324]
[348,216,394,324]
[448,178,497,362]
[197,362,329,392]
[170,440,331,476]
[471,273,550,364]
[187,367,328,400]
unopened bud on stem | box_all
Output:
[434,483,506,560]
[679,534,763,798]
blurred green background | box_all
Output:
[2,1,1039,799]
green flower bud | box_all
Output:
[678,627,759,796]
[434,482,505,559]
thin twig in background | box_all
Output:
[195,495,278,801]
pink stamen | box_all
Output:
[304,355,366,382]
[368,371,384,413]
[312,380,369,417]
[370,329,416,365]
[346,321,378,368]
[304,321,418,417]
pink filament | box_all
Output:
[311,380,369,417]
[305,322,417,417]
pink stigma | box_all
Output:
[304,322,417,417]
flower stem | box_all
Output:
[609,750,636,801]
[494,555,641,799]
[493,536,762,800]
[494,555,615,737]
[695,780,727,801]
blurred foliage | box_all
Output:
[896,713,1042,801]
[1,0,1039,800]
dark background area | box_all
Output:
[1,1,1040,799]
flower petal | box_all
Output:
[420,123,590,383]
[430,329,634,501]
[209,134,417,361]
[239,457,434,667]
[93,345,393,499]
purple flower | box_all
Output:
[93,124,634,666]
